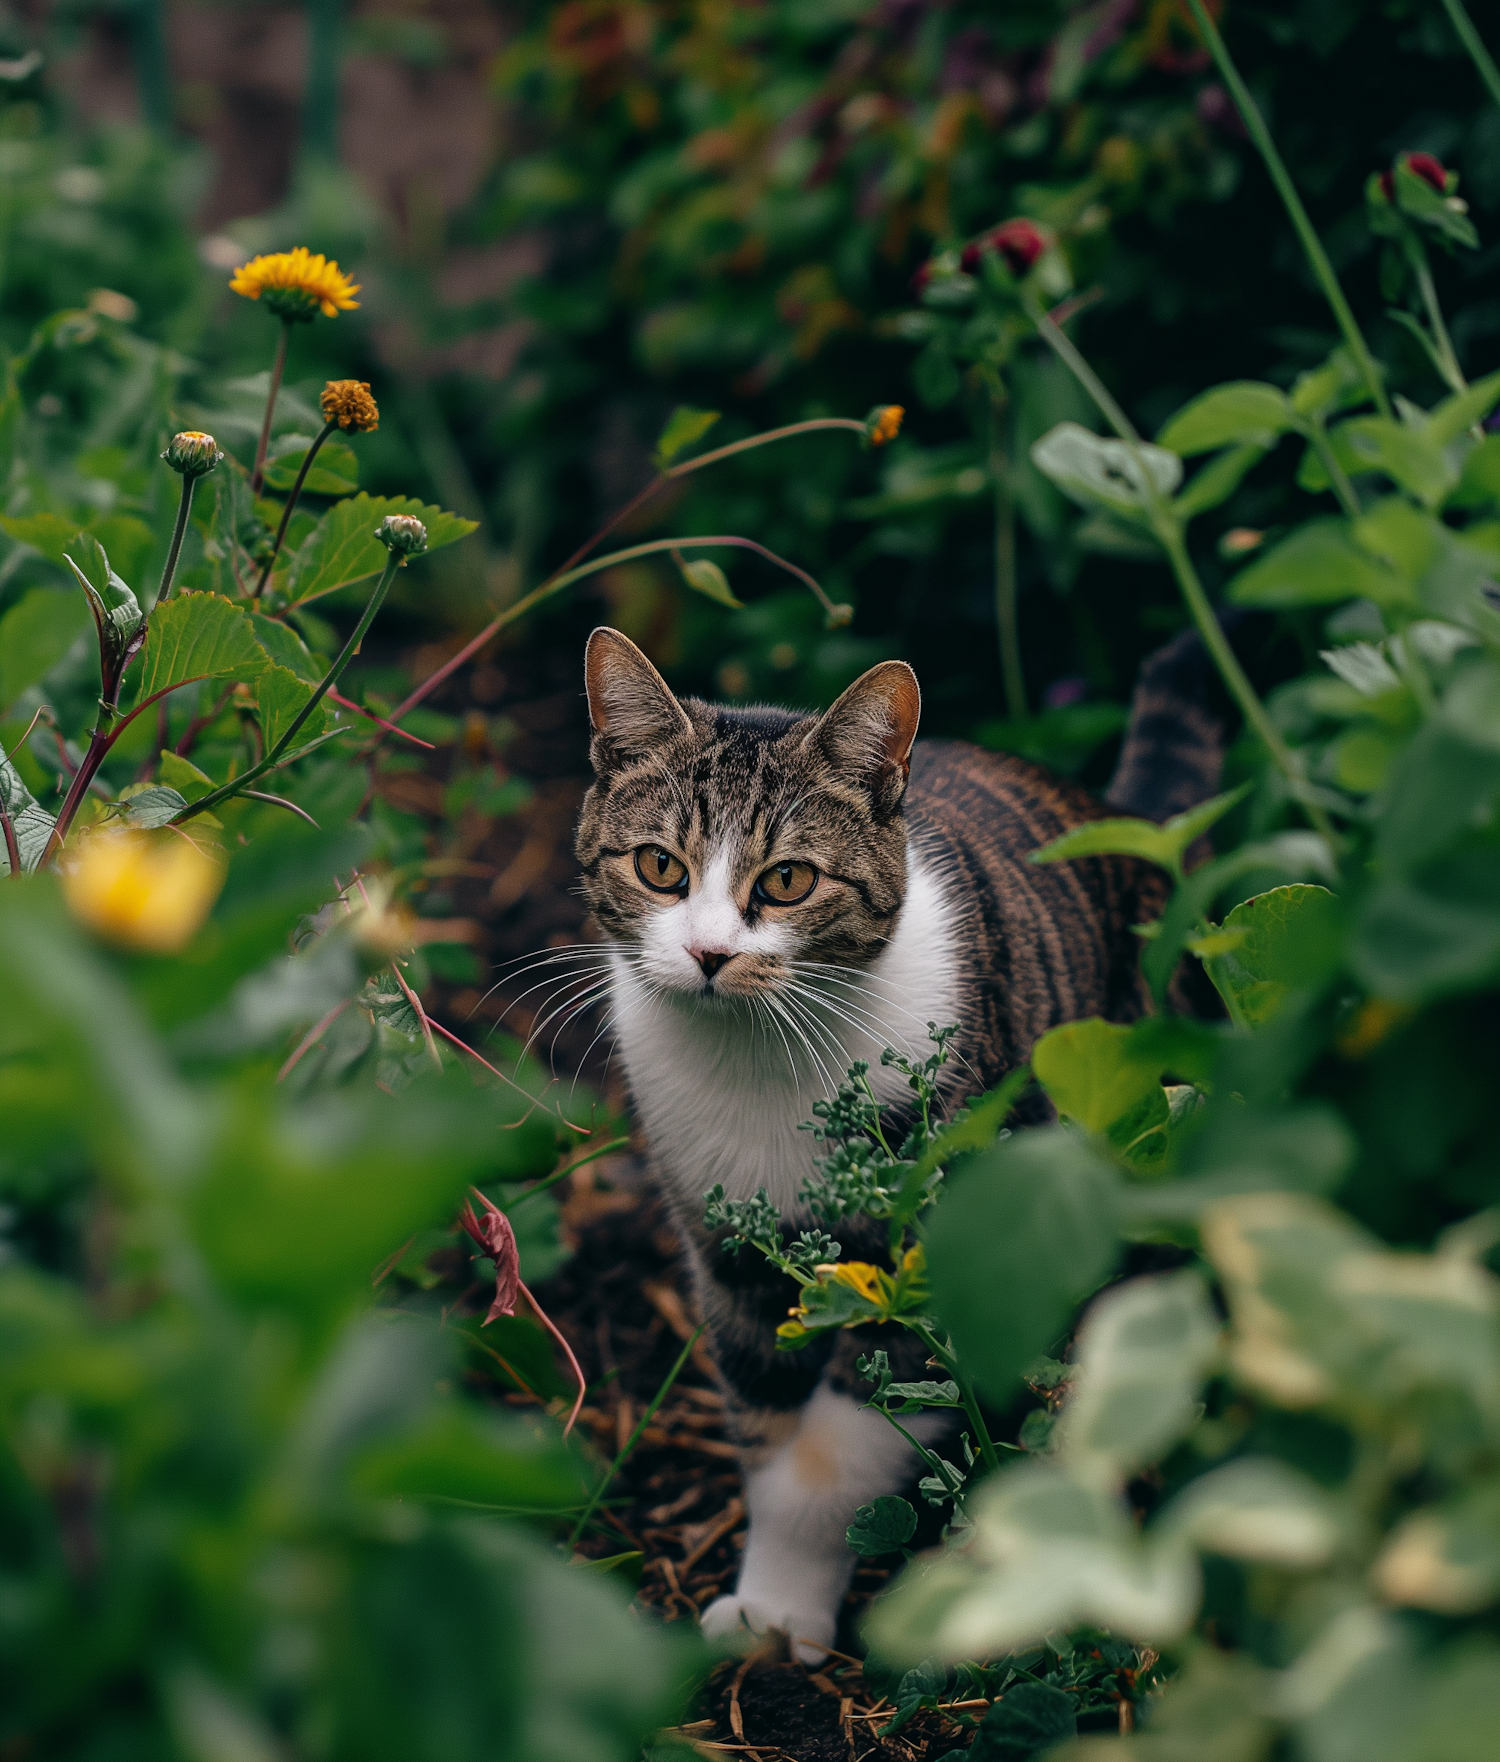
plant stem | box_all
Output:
[1030,302,1337,844]
[567,1324,706,1550]
[1406,238,1467,394]
[1185,0,1391,419]
[1439,0,1500,112]
[174,553,401,823]
[0,800,18,877]
[155,473,198,609]
[911,1322,1000,1474]
[504,1136,632,1210]
[1304,419,1363,519]
[250,321,290,497]
[989,392,1026,719]
[254,419,336,598]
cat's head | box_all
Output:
[575,627,920,1001]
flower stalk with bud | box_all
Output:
[253,380,380,599]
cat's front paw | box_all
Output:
[700,1591,836,1665]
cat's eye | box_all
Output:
[634,845,689,894]
[754,860,818,906]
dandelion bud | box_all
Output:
[824,602,856,628]
[320,378,379,433]
[62,828,225,954]
[161,430,225,477]
[960,217,1047,278]
[376,514,428,558]
[865,405,904,448]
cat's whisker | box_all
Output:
[759,992,817,1096]
[472,943,611,1011]
[773,987,849,1094]
[779,974,919,1052]
[516,975,615,1065]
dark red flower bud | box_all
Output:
[961,217,1047,278]
[459,1189,521,1323]
[1406,151,1448,193]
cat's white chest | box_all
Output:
[609,850,962,1213]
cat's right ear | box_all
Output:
[584,628,692,767]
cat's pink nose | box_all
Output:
[693,949,734,979]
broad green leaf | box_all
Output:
[133,591,268,704]
[0,737,56,873]
[676,553,742,608]
[1055,1271,1220,1485]
[0,585,90,712]
[1029,784,1250,880]
[118,784,190,828]
[1450,433,1500,510]
[1172,442,1267,520]
[847,1495,918,1557]
[157,751,216,802]
[653,405,720,467]
[924,1126,1121,1402]
[263,435,360,496]
[255,663,331,752]
[250,612,324,683]
[1158,1458,1339,1567]
[1125,1102,1356,1224]
[0,511,81,561]
[1290,346,1368,421]
[969,1681,1076,1760]
[1340,417,1457,508]
[286,494,478,606]
[1427,369,1500,448]
[1203,884,1344,1027]
[1032,1017,1169,1162]
[1157,382,1292,455]
[868,1461,1197,1659]
[349,1406,583,1510]
[1030,421,1182,519]
[1228,517,1415,611]
[65,534,144,673]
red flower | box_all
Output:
[960,217,1046,277]
[458,1189,521,1323]
[1380,151,1449,202]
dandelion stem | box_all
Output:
[155,472,197,609]
[254,418,336,598]
[250,320,290,497]
[1439,0,1500,113]
[1184,0,1390,419]
[1406,237,1467,393]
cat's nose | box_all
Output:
[693,949,734,979]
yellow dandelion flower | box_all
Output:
[229,247,361,322]
[832,1261,892,1306]
[320,378,379,432]
[62,828,225,954]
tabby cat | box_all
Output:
[572,624,1230,1659]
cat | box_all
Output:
[572,623,1232,1659]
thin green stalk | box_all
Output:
[1439,0,1500,113]
[1185,0,1391,419]
[254,418,336,598]
[1406,239,1467,393]
[503,1136,632,1211]
[155,473,197,609]
[1305,420,1364,519]
[567,1324,706,1550]
[250,321,290,497]
[1030,302,1337,844]
[990,393,1026,719]
[910,1322,1000,1474]
[174,553,401,823]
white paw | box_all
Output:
[699,1592,836,1665]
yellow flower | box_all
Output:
[320,379,379,432]
[62,828,225,954]
[867,404,904,447]
[229,248,361,322]
[832,1261,892,1305]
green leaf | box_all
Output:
[1124,1103,1356,1223]
[263,436,360,495]
[1427,369,1500,448]
[1339,416,1457,508]
[1054,1271,1220,1484]
[1030,422,1182,518]
[250,612,325,683]
[1202,885,1344,1027]
[349,1406,584,1511]
[157,751,216,802]
[0,511,82,561]
[1172,443,1267,520]
[65,534,144,675]
[676,553,742,608]
[0,738,56,873]
[286,494,478,606]
[1228,517,1415,612]
[653,405,720,467]
[970,1680,1077,1762]
[1032,1018,1169,1147]
[118,784,190,828]
[1159,1458,1339,1567]
[924,1126,1121,1402]
[255,664,331,752]
[1029,784,1250,879]
[0,586,91,712]
[1157,382,1293,455]
[133,591,268,704]
[847,1495,918,1557]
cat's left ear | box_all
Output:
[804,660,921,820]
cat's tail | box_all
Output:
[1104,612,1269,823]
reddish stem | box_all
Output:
[277,996,351,1081]
[517,1278,586,1437]
[1,801,20,877]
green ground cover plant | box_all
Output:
[6,0,1500,1757]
